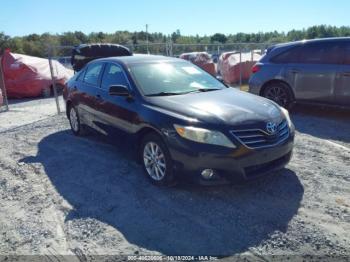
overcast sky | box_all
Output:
[2,0,349,36]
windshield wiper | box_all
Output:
[146,88,221,97]
[146,92,184,97]
[184,88,222,94]
[196,88,221,92]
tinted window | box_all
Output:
[271,46,301,63]
[101,63,128,90]
[298,42,341,64]
[83,63,103,85]
[343,43,350,65]
[76,70,85,82]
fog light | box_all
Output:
[201,169,215,180]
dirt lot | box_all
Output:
[0,99,349,261]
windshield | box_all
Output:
[128,61,226,96]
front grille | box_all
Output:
[230,120,289,149]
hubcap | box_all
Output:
[265,86,288,107]
[70,108,79,132]
[143,142,166,181]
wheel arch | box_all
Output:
[260,79,295,101]
[66,100,72,118]
[135,126,166,160]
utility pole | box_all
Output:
[48,45,61,115]
[146,24,149,54]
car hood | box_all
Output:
[145,88,284,126]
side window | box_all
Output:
[83,63,103,85]
[76,70,85,82]
[270,46,301,63]
[101,63,129,90]
[343,43,350,65]
[298,42,341,64]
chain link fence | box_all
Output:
[1,42,272,114]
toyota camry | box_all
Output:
[64,55,295,186]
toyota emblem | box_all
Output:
[266,122,277,134]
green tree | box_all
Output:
[211,33,227,43]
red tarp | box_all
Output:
[179,52,216,76]
[0,88,3,107]
[1,50,73,98]
[219,51,261,85]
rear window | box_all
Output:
[343,43,350,65]
[271,42,343,65]
[270,46,301,63]
[83,63,103,85]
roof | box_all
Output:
[273,37,350,49]
[96,54,184,65]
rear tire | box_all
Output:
[262,82,294,109]
[140,133,176,187]
[68,105,87,136]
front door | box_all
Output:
[95,63,139,135]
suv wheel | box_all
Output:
[263,82,293,108]
[140,133,176,186]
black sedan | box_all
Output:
[64,55,294,186]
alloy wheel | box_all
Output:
[69,107,79,132]
[265,86,288,107]
[143,142,166,181]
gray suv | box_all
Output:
[249,37,350,108]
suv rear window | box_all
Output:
[270,46,301,63]
[271,42,342,65]
[343,43,350,65]
[298,42,341,64]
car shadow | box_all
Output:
[21,130,303,256]
[290,104,350,144]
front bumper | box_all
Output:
[166,131,294,185]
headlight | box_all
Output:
[174,124,236,148]
[281,107,292,127]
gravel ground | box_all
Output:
[0,97,64,132]
[0,100,349,261]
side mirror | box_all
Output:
[109,85,130,96]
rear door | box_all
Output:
[335,42,350,106]
[289,42,342,104]
[78,62,104,127]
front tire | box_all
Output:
[140,133,176,186]
[263,82,293,109]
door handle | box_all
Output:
[342,72,350,77]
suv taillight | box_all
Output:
[252,64,260,74]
